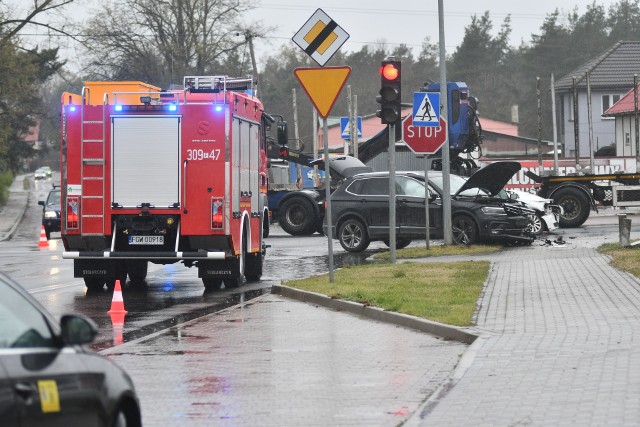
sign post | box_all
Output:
[293,9,350,282]
[402,114,448,249]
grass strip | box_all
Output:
[283,260,489,326]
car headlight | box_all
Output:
[44,211,57,218]
[481,206,507,216]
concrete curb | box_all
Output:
[271,284,479,344]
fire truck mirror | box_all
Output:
[277,121,288,146]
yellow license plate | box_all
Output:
[37,380,60,413]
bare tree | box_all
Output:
[81,0,265,87]
[0,0,77,48]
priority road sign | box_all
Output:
[413,92,440,127]
[401,114,447,154]
[292,9,350,67]
[340,117,362,139]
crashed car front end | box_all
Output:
[506,189,564,233]
[473,202,535,244]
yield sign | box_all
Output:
[294,67,351,118]
[401,114,447,154]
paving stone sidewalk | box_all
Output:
[408,242,640,426]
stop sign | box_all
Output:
[401,115,447,154]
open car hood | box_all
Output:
[309,155,373,179]
[455,161,521,197]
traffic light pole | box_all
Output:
[388,123,396,263]
[438,0,452,245]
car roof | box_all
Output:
[351,170,443,180]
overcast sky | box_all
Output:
[8,0,627,72]
[243,0,624,66]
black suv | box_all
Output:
[326,162,535,252]
[38,186,61,240]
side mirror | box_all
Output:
[277,120,288,146]
[428,192,437,203]
[60,314,98,345]
[38,201,45,206]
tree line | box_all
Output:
[2,0,640,185]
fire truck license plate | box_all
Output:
[129,236,164,245]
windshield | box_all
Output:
[47,190,61,206]
[429,174,469,195]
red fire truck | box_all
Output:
[60,76,275,291]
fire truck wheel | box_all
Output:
[226,234,246,288]
[84,278,105,292]
[554,187,590,228]
[278,198,315,236]
[127,261,148,286]
[106,262,128,290]
[263,215,270,238]
[245,252,263,281]
[203,278,223,291]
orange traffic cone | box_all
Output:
[107,280,128,315]
[108,280,127,345]
[38,226,49,248]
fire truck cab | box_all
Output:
[60,76,270,291]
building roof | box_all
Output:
[603,84,640,116]
[555,41,640,92]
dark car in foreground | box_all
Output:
[0,272,141,427]
[38,187,61,240]
[326,161,535,252]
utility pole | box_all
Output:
[245,31,259,95]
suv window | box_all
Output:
[397,176,425,197]
[360,177,389,196]
[0,282,55,348]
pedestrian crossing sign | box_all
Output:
[412,92,440,127]
[340,117,362,139]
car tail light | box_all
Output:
[66,196,79,229]
[211,197,224,230]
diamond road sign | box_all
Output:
[292,9,349,67]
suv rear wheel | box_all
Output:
[338,218,370,252]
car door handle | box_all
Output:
[14,382,36,399]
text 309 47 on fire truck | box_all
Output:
[60,76,282,291]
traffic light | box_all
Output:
[376,59,401,125]
[278,146,289,158]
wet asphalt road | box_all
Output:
[3,174,639,350]
[0,174,382,349]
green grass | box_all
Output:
[0,170,14,206]
[598,242,640,277]
[283,259,490,326]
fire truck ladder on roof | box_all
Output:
[79,87,106,236]
[183,75,255,94]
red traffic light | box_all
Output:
[380,63,399,81]
[278,146,289,158]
